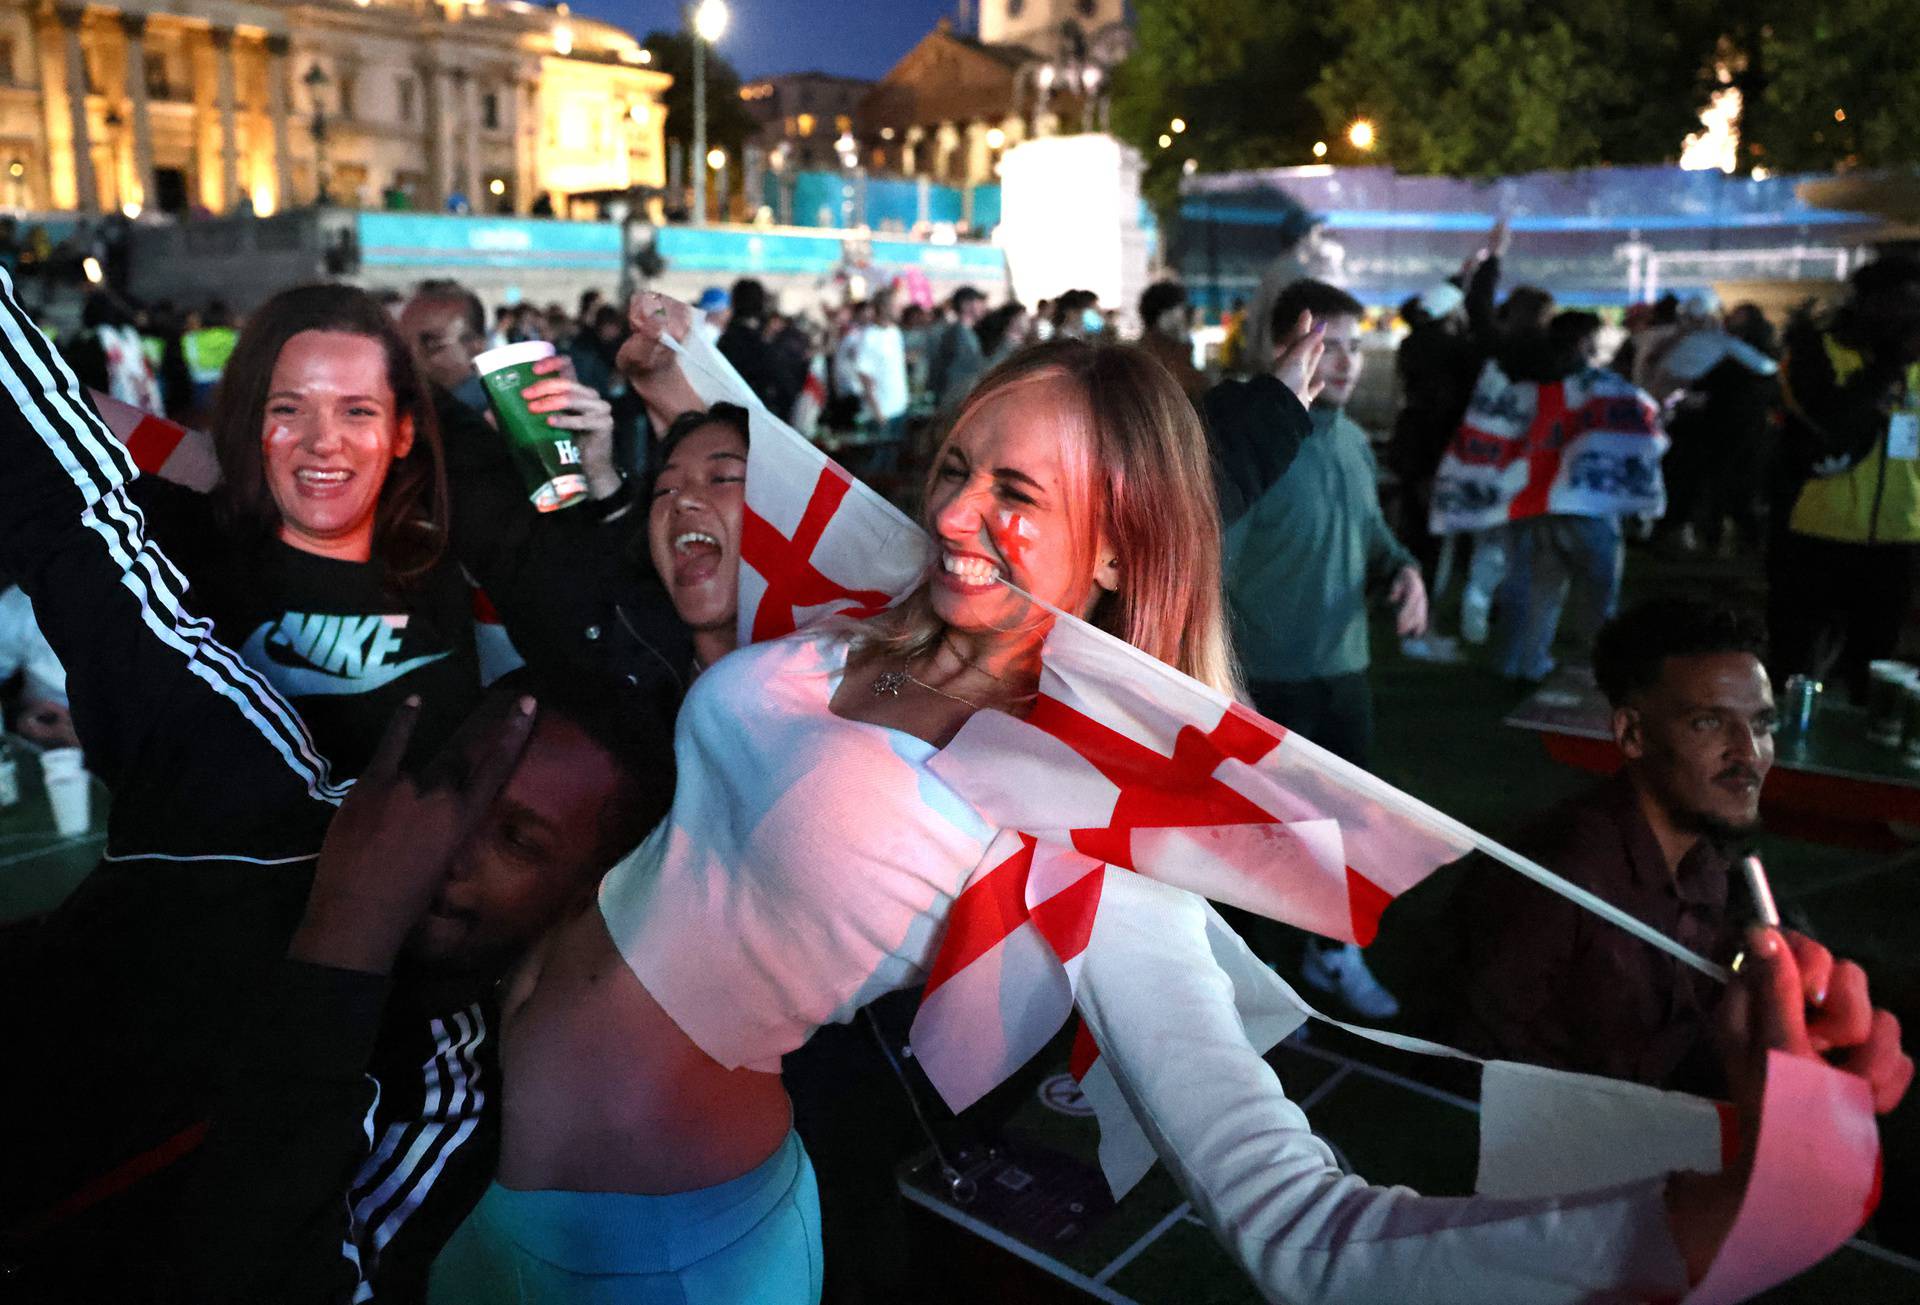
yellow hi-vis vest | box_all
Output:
[1788,334,1920,545]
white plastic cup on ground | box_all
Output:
[40,746,91,836]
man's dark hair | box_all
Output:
[412,277,486,338]
[1269,279,1364,341]
[975,301,1026,357]
[950,286,984,313]
[1498,286,1555,335]
[730,278,769,323]
[1593,598,1768,708]
[480,665,676,866]
[1848,252,1920,302]
[1548,310,1602,366]
[1139,279,1188,327]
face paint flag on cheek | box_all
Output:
[662,332,930,645]
[991,510,1038,574]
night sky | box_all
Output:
[568,0,964,80]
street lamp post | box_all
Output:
[303,63,331,205]
[689,0,728,224]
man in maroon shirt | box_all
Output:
[1436,597,1775,1094]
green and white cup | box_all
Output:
[473,341,588,513]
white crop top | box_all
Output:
[597,628,1692,1302]
[598,629,995,1073]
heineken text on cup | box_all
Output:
[473,341,589,512]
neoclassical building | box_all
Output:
[857,0,1128,189]
[0,0,670,217]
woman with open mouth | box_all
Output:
[645,403,750,674]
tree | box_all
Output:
[1108,0,1338,210]
[1309,0,1721,176]
[640,29,758,167]
[1738,2,1920,171]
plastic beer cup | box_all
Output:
[472,341,589,513]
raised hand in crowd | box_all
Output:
[1667,925,1913,1281]
[617,289,705,435]
[1272,309,1326,408]
[288,693,537,977]
[519,353,621,500]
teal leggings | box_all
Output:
[428,1131,822,1304]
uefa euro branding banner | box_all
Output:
[1430,361,1668,535]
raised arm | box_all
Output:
[1203,313,1322,527]
[438,386,691,707]
[0,268,342,854]
[616,290,706,437]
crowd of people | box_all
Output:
[0,225,1915,1305]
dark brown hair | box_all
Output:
[207,283,448,586]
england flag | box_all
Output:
[664,330,929,646]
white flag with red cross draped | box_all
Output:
[1429,361,1667,536]
[663,331,930,645]
[908,611,1476,1191]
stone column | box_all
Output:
[451,67,480,205]
[519,77,542,214]
[55,6,98,212]
[210,26,240,210]
[118,13,158,212]
[417,59,444,210]
[265,36,294,210]
[510,75,533,214]
[934,121,960,184]
[963,121,989,188]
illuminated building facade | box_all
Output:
[738,71,871,175]
[856,1,1129,189]
[0,0,669,217]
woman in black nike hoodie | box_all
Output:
[130,284,690,778]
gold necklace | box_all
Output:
[871,667,990,711]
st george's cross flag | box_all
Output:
[927,612,1474,948]
[89,389,221,492]
[1429,361,1666,536]
[663,329,930,645]
[910,612,1475,1190]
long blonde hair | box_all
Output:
[866,339,1241,697]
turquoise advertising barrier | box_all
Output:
[356,212,624,270]
[654,226,1005,281]
[778,172,1001,233]
[353,210,1005,286]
